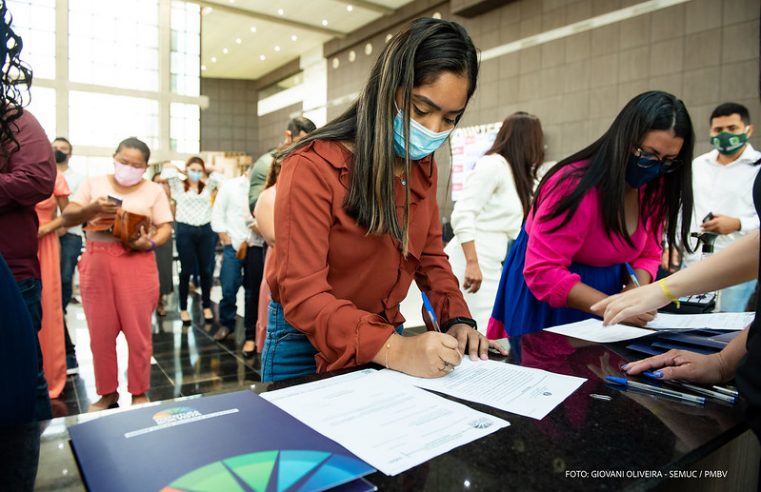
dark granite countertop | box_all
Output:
[27,331,750,491]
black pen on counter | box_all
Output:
[606,376,706,405]
[641,372,737,404]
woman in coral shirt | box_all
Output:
[263,18,506,382]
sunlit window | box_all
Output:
[68,155,114,178]
[27,86,56,139]
[7,0,56,79]
[170,102,200,154]
[68,0,159,91]
[69,91,159,149]
[170,1,200,97]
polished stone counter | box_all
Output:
[25,331,760,491]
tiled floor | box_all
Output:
[54,290,261,418]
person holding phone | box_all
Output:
[262,19,506,383]
[62,137,173,410]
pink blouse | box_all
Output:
[524,162,662,308]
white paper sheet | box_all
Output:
[545,318,655,342]
[646,312,753,331]
[379,358,586,420]
[262,369,509,476]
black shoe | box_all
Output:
[213,326,231,341]
[242,342,256,358]
[66,354,79,375]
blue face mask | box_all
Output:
[393,109,452,160]
[625,154,666,188]
[187,170,203,183]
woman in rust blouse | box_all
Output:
[263,18,507,382]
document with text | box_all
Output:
[380,358,586,420]
[646,312,753,331]
[262,369,509,476]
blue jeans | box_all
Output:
[720,280,757,312]
[15,278,52,421]
[262,300,403,382]
[219,245,249,329]
[175,222,217,310]
[59,233,82,311]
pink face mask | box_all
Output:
[113,161,145,187]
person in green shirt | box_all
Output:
[248,116,316,213]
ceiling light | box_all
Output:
[259,54,266,61]
[346,5,353,11]
[291,35,298,41]
[228,0,235,3]
[321,19,328,26]
[201,6,213,15]
[201,64,206,71]
[250,26,257,33]
[277,8,284,15]
[211,56,217,63]
[235,38,242,44]
[222,48,229,54]
[274,45,281,52]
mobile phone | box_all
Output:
[702,212,714,223]
[488,337,511,355]
[107,195,123,206]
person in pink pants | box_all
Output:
[62,137,173,411]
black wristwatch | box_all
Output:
[441,317,477,333]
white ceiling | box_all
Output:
[200,0,415,80]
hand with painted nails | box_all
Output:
[591,282,670,326]
[621,349,731,384]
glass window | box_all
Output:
[27,86,56,140]
[7,0,56,79]
[68,155,113,177]
[170,102,199,154]
[69,91,159,150]
[170,1,199,97]
[68,0,159,91]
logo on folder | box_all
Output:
[153,407,203,425]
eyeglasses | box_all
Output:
[634,147,683,173]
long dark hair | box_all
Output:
[534,90,694,255]
[0,2,32,157]
[280,18,479,254]
[183,156,207,193]
[485,111,544,216]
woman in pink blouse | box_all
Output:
[488,91,695,339]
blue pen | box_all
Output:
[625,263,641,288]
[641,372,736,404]
[606,376,705,405]
[421,292,441,332]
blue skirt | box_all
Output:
[489,227,623,338]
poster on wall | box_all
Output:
[449,122,502,201]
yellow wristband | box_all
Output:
[658,279,680,309]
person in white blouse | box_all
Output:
[682,102,761,311]
[444,112,545,333]
[210,171,265,354]
[162,157,222,324]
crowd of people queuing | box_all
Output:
[1,8,760,473]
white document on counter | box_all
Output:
[545,318,655,342]
[379,358,586,420]
[262,369,509,476]
[646,312,753,330]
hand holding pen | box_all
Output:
[621,348,730,385]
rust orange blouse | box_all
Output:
[268,139,471,373]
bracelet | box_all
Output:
[384,337,393,370]
[149,239,157,251]
[658,279,680,309]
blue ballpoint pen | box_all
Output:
[606,376,705,405]
[625,263,641,288]
[421,292,441,332]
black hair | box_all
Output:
[54,136,72,153]
[287,116,316,136]
[534,90,695,256]
[115,137,151,164]
[710,102,751,126]
[279,18,478,254]
[0,2,32,156]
